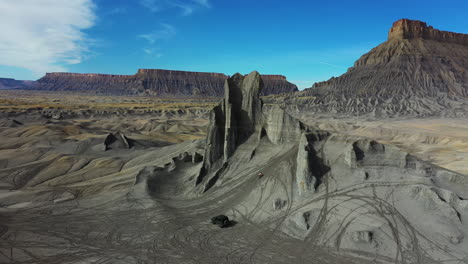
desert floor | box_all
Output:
[0,91,466,263]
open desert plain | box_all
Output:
[1,1,468,264]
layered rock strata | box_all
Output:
[0,78,33,89]
[293,19,468,117]
[31,69,298,96]
[388,19,468,45]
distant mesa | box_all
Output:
[308,18,468,97]
[295,18,468,117]
[29,69,298,97]
[0,78,33,90]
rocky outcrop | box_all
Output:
[30,69,297,97]
[264,105,304,144]
[135,69,226,96]
[34,73,139,95]
[261,75,298,96]
[0,78,33,89]
[191,69,468,261]
[388,19,468,46]
[198,72,264,178]
[199,104,225,175]
[103,132,133,151]
[223,73,264,160]
[293,19,468,117]
[197,71,305,185]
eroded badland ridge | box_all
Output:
[288,19,468,117]
[4,72,468,263]
[190,72,468,262]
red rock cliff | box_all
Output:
[388,19,468,46]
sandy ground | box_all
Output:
[300,115,468,176]
[0,93,467,263]
[0,111,375,263]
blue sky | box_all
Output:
[1,0,468,89]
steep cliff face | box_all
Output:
[295,19,468,117]
[388,19,468,46]
[223,73,264,160]
[261,75,298,95]
[31,69,297,97]
[34,73,139,95]
[197,71,305,186]
[136,69,226,96]
[198,71,265,178]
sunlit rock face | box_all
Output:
[388,19,468,45]
[31,69,298,96]
[292,19,468,117]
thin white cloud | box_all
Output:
[109,7,127,15]
[140,0,162,12]
[0,0,96,76]
[143,48,154,54]
[142,48,162,58]
[139,24,175,57]
[192,0,210,8]
[139,0,210,16]
[139,24,176,44]
[176,4,194,16]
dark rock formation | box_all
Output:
[223,73,264,160]
[34,73,140,96]
[198,72,264,176]
[136,69,226,96]
[0,78,34,89]
[103,132,133,151]
[197,71,306,185]
[293,19,468,117]
[211,215,230,228]
[30,69,297,97]
[261,75,298,96]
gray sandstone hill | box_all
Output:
[29,69,298,97]
[186,72,468,261]
[293,19,468,117]
[2,72,468,262]
[196,72,305,187]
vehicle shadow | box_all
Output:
[224,220,238,228]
